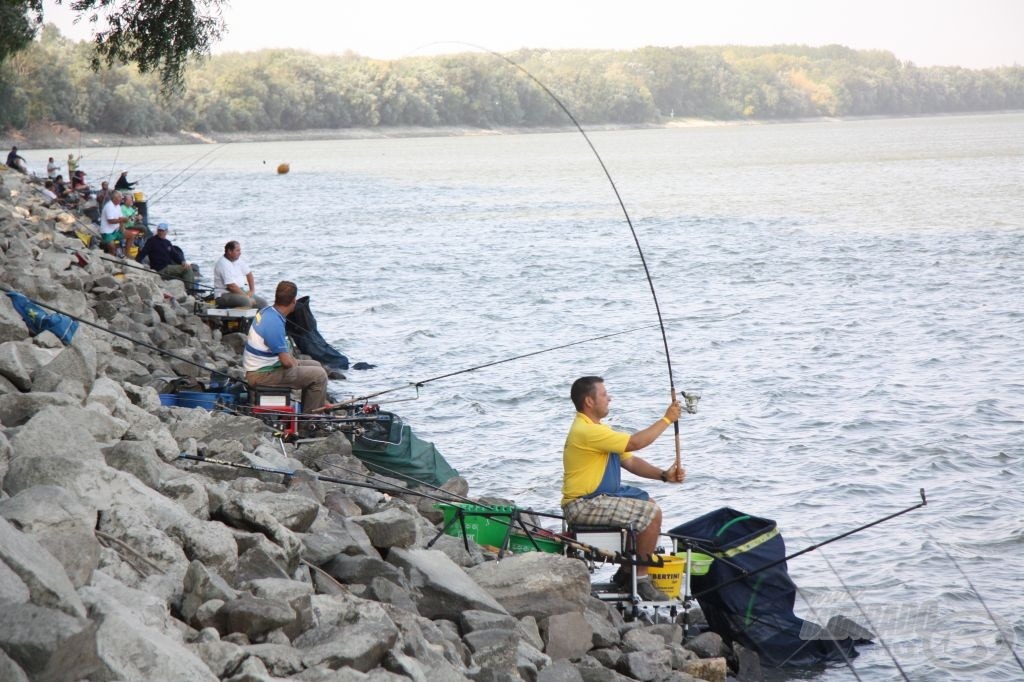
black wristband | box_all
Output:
[660,470,668,482]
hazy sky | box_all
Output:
[41,0,1024,68]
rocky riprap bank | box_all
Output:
[0,167,756,682]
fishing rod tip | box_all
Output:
[919,488,927,505]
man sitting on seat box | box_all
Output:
[562,375,683,601]
[214,240,267,308]
[135,223,195,291]
[243,281,329,415]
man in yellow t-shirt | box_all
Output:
[562,376,683,599]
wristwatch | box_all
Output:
[659,470,668,482]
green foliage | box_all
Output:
[3,29,1023,135]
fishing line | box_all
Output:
[147,144,224,205]
[811,542,911,681]
[928,534,1024,674]
[148,151,224,206]
[324,321,665,410]
[105,141,123,187]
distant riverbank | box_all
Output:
[6,111,1021,149]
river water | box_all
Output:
[38,112,1024,679]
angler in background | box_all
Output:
[67,153,80,176]
[46,156,60,179]
[214,240,267,308]
[244,280,329,423]
[135,223,195,292]
[114,170,136,191]
[562,375,683,601]
[6,146,28,174]
[99,190,130,255]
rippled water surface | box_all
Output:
[51,112,1024,679]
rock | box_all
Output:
[0,649,29,682]
[40,584,219,681]
[683,631,726,659]
[0,484,100,588]
[350,505,418,548]
[536,660,585,682]
[619,648,672,681]
[463,628,519,678]
[295,621,399,672]
[387,547,508,620]
[161,474,211,518]
[103,439,166,489]
[217,595,296,638]
[461,610,519,635]
[582,608,620,649]
[468,552,592,619]
[181,560,239,624]
[245,577,314,605]
[0,558,31,604]
[0,516,86,617]
[542,611,593,661]
[239,643,306,676]
[0,391,79,427]
[301,514,378,564]
[217,495,303,560]
[34,341,95,391]
[9,405,121,460]
[0,293,30,343]
[621,628,664,653]
[97,505,188,574]
[679,657,728,682]
[0,602,89,676]
[366,576,419,613]
[732,642,763,682]
[322,553,405,587]
[234,546,292,583]
[0,340,58,390]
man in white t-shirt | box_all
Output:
[46,157,60,179]
[213,240,268,308]
[99,191,129,255]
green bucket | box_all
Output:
[676,551,715,576]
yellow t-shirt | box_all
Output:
[561,412,632,506]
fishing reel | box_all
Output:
[681,391,701,414]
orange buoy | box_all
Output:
[277,163,290,175]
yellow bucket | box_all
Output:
[648,554,684,598]
[133,191,145,202]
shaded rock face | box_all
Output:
[0,167,743,682]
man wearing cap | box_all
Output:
[214,240,267,308]
[135,223,195,291]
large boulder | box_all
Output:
[0,517,86,617]
[387,547,508,620]
[0,485,100,588]
[40,585,219,682]
[0,602,89,676]
[468,552,592,619]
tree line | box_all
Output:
[2,26,1022,136]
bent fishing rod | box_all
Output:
[690,489,928,601]
[465,45,683,470]
[320,321,664,411]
